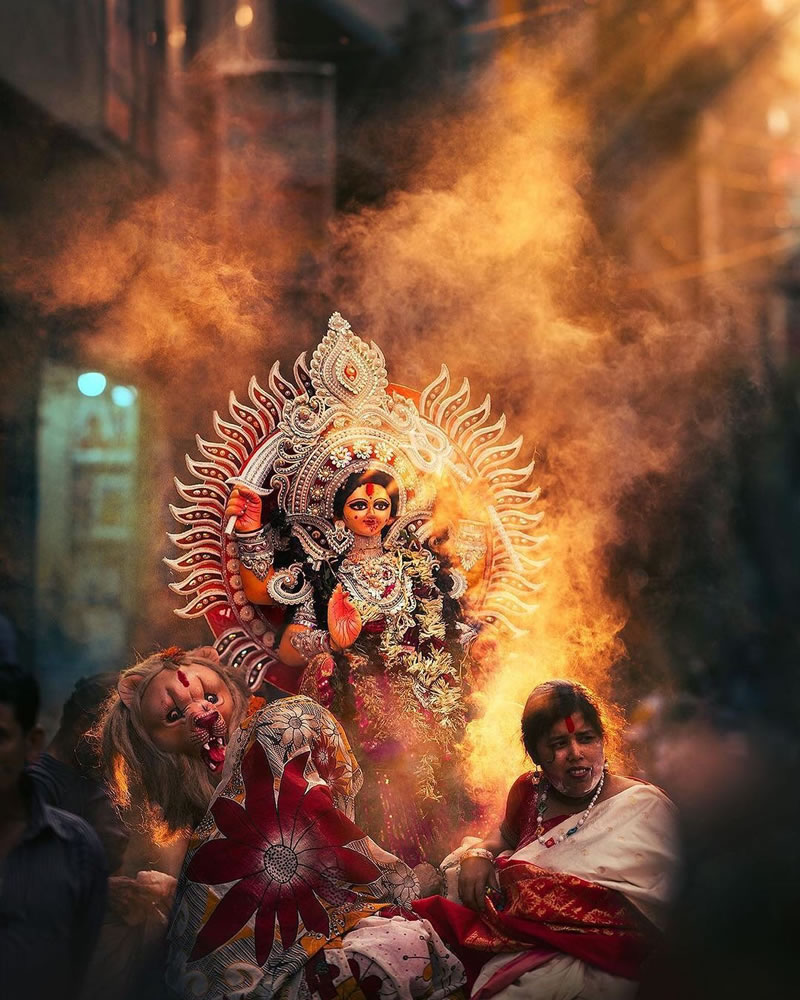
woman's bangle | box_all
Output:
[461,847,495,863]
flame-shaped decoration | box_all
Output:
[166,313,546,689]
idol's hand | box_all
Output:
[328,584,362,649]
[459,856,499,913]
[225,485,263,533]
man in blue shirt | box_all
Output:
[0,663,108,1000]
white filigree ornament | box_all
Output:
[168,309,545,690]
[309,312,389,413]
[330,446,352,468]
[325,520,354,556]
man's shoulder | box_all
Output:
[42,802,108,859]
[28,754,89,807]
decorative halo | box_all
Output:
[167,312,546,689]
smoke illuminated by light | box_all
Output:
[767,104,791,136]
[0,7,792,821]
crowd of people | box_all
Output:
[1,649,687,1000]
[4,316,789,999]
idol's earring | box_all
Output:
[603,759,609,772]
[326,520,354,556]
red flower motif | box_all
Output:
[186,743,381,965]
[347,956,384,996]
[311,734,352,802]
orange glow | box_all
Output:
[151,816,186,847]
[1,12,788,830]
[167,26,186,49]
[111,754,131,809]
[235,4,254,29]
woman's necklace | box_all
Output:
[534,768,605,848]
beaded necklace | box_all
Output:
[534,767,606,848]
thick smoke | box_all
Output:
[322,60,755,808]
[1,46,760,812]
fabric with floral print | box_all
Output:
[301,914,466,1000]
[166,696,437,1000]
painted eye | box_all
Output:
[373,500,390,510]
[347,500,368,510]
[205,692,219,704]
[166,707,182,723]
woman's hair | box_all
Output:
[521,679,608,763]
[333,468,400,519]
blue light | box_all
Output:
[77,372,107,397]
[111,385,137,408]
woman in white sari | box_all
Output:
[412,680,679,1000]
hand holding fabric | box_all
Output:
[459,856,500,913]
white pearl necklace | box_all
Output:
[534,767,606,848]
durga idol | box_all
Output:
[167,312,544,862]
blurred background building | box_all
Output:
[1,0,799,724]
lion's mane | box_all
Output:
[95,646,250,838]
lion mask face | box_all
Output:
[97,646,250,836]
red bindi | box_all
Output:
[564,714,575,733]
[365,482,375,496]
[177,669,190,688]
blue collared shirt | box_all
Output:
[28,753,129,873]
[0,777,108,1000]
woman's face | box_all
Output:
[535,711,605,798]
[341,483,393,537]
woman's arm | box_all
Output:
[458,826,515,912]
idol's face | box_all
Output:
[342,483,393,537]
[139,664,235,774]
[536,711,605,798]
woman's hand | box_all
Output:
[458,855,500,913]
[328,584,362,649]
[225,485,263,533]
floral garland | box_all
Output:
[377,546,465,733]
